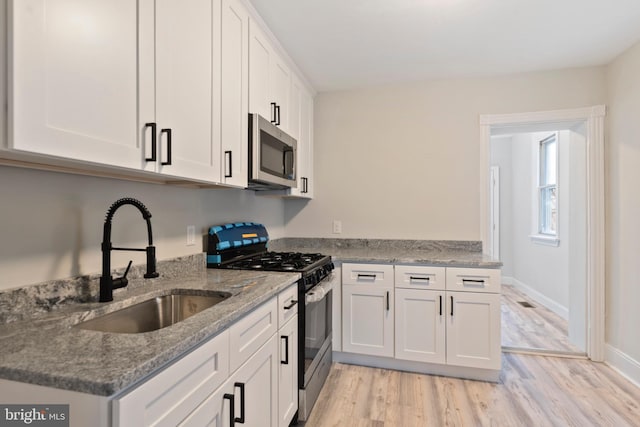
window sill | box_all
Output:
[530,234,560,246]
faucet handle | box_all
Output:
[112,260,133,290]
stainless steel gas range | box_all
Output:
[206,222,334,423]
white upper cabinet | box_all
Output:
[9,0,141,168]
[286,75,314,198]
[220,0,249,188]
[248,19,292,135]
[7,0,313,189]
[140,0,221,182]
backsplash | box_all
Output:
[0,254,205,324]
[268,238,483,252]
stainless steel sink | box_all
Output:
[76,290,231,334]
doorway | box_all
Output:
[491,128,587,355]
[479,106,606,361]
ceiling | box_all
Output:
[248,0,640,92]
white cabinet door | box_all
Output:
[9,0,141,168]
[144,0,220,182]
[220,0,249,188]
[287,78,314,198]
[269,54,291,133]
[248,20,272,121]
[229,297,278,373]
[395,289,446,364]
[446,291,501,370]
[232,334,279,427]
[342,285,394,357]
[178,381,235,427]
[114,330,230,427]
[278,315,298,427]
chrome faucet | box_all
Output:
[99,198,159,302]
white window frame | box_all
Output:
[531,132,560,246]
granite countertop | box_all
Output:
[269,238,502,268]
[0,266,299,397]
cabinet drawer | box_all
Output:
[342,263,394,286]
[230,297,278,373]
[278,282,299,328]
[446,267,501,293]
[395,265,446,290]
[113,329,230,427]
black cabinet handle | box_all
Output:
[160,128,172,165]
[284,300,298,310]
[223,393,236,427]
[450,296,454,316]
[302,177,308,193]
[357,273,376,279]
[386,291,390,311]
[275,105,281,126]
[281,335,289,365]
[234,382,245,424]
[144,123,157,162]
[224,150,233,178]
[270,102,277,124]
[462,279,485,285]
[439,295,442,316]
[410,276,430,282]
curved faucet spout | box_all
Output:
[100,198,159,302]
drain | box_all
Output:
[517,301,535,308]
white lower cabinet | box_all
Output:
[278,314,298,427]
[446,291,501,370]
[395,288,445,364]
[342,284,394,357]
[113,329,230,427]
[343,263,501,376]
[113,283,298,427]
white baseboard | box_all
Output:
[605,344,640,388]
[510,277,569,320]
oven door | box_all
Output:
[303,280,332,387]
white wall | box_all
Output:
[0,166,285,291]
[284,67,607,239]
[605,40,640,369]
[489,136,513,277]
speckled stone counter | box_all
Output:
[0,255,299,396]
[268,238,501,268]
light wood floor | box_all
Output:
[501,285,583,353]
[303,355,640,427]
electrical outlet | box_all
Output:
[186,225,196,246]
[332,220,342,234]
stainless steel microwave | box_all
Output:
[248,114,297,190]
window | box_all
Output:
[538,133,558,236]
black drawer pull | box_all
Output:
[224,150,233,178]
[144,123,157,162]
[160,128,172,165]
[234,382,245,424]
[281,335,289,365]
[462,279,485,285]
[223,393,235,427]
[409,276,430,281]
[284,300,298,310]
[357,273,377,279]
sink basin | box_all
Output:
[76,290,231,334]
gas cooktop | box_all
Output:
[221,251,328,272]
